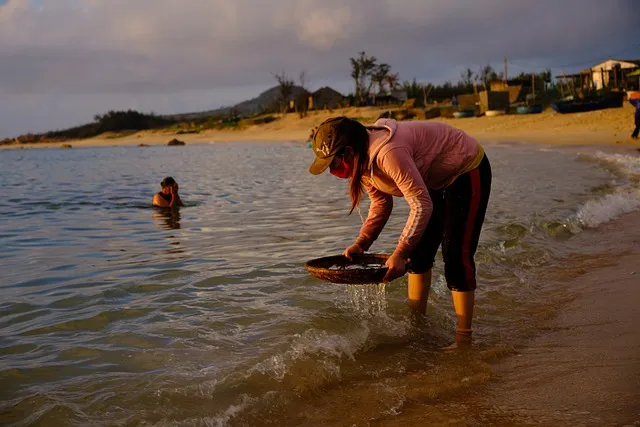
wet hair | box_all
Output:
[160,177,176,188]
[339,119,370,215]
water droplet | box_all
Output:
[340,283,387,317]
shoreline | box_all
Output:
[381,211,640,427]
[2,104,639,150]
[472,210,640,426]
[2,105,640,426]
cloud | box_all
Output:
[0,0,637,136]
[297,6,357,50]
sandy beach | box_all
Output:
[2,102,640,150]
[2,102,639,426]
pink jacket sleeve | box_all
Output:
[355,180,393,251]
[378,147,432,259]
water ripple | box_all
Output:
[0,142,633,425]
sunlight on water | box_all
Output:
[0,143,638,426]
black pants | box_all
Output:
[408,155,492,291]
[632,116,640,139]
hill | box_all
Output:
[166,85,309,121]
[1,85,311,143]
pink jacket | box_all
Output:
[354,118,481,259]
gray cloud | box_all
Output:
[0,0,637,137]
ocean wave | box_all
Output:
[574,188,640,228]
[580,150,640,178]
[168,323,384,425]
[151,394,257,427]
[251,324,372,382]
[567,151,640,229]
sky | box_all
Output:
[0,0,638,138]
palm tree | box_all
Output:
[385,72,400,92]
[360,55,377,102]
[372,63,391,95]
[350,51,377,105]
[350,57,362,105]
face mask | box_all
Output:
[330,157,352,179]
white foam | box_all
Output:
[566,151,640,229]
[209,395,255,427]
[252,325,371,381]
[249,311,411,385]
[575,189,640,228]
[586,151,640,177]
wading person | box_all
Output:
[308,117,491,349]
[630,94,640,139]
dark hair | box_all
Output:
[160,177,176,188]
[341,120,370,215]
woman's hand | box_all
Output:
[383,254,408,282]
[342,243,364,261]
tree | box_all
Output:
[460,68,475,87]
[296,70,310,118]
[403,79,417,94]
[361,55,378,101]
[477,64,502,90]
[372,63,391,94]
[477,65,494,90]
[273,71,295,115]
[539,68,553,90]
[350,57,362,106]
[402,79,425,105]
[349,51,378,105]
[385,72,400,92]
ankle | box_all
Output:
[408,299,427,314]
[440,328,473,351]
[455,328,473,345]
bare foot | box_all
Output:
[440,340,472,352]
[440,329,472,351]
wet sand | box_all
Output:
[364,211,640,427]
[469,210,640,426]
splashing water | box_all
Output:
[341,283,388,316]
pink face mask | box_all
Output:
[330,157,352,179]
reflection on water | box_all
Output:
[0,142,638,426]
[153,207,182,230]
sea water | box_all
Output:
[1,142,639,426]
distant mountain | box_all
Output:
[232,85,308,115]
[165,85,309,120]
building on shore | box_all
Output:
[558,59,640,91]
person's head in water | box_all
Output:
[160,176,178,194]
[153,176,183,207]
[308,117,370,214]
